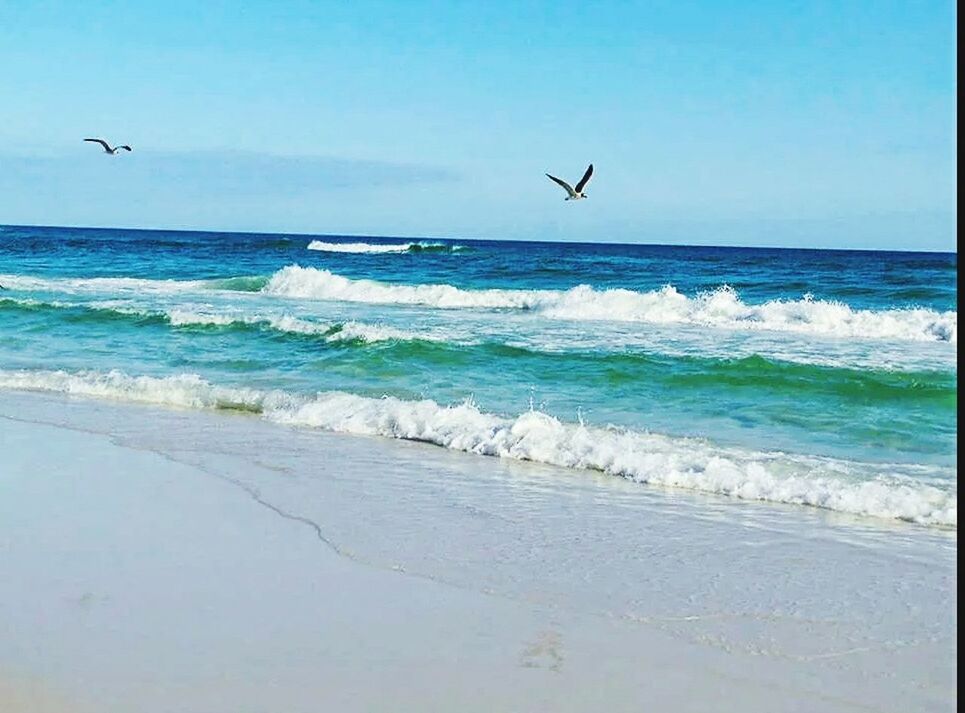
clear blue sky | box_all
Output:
[0,1,957,249]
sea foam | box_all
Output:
[262,266,958,343]
[0,292,443,344]
[0,367,955,527]
[306,240,455,254]
[3,268,957,343]
[148,307,441,342]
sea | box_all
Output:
[0,224,957,527]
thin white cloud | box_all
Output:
[0,149,457,199]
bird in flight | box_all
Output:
[546,163,593,200]
[83,138,132,155]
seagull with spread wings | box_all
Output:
[545,163,593,200]
[84,138,132,155]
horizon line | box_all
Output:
[0,222,957,256]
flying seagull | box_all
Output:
[546,163,593,200]
[84,138,132,154]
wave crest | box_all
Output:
[306,240,458,254]
[4,268,957,343]
[263,267,958,343]
[0,367,955,527]
[146,307,442,343]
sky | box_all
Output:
[0,1,957,250]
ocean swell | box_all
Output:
[139,307,448,343]
[262,266,958,343]
[0,272,207,295]
[0,367,955,527]
[3,268,957,343]
[0,295,445,344]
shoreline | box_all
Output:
[0,369,956,529]
[0,390,956,712]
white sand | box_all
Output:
[0,391,957,712]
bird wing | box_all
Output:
[574,163,594,193]
[84,138,111,151]
[546,173,577,197]
[117,145,132,151]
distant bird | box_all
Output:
[546,163,593,200]
[83,138,132,154]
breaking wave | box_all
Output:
[3,268,958,343]
[0,272,206,295]
[123,306,450,343]
[0,295,445,344]
[306,240,459,254]
[1,295,956,393]
[0,367,955,527]
[263,266,958,343]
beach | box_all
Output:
[2,1,957,708]
[0,390,956,712]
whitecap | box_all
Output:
[306,240,454,254]
[262,267,958,343]
[0,367,955,527]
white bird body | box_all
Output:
[546,163,593,200]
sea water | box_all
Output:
[0,225,956,526]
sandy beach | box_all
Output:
[0,390,956,712]
[1,0,957,709]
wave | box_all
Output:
[127,307,453,344]
[0,272,207,295]
[0,368,286,413]
[0,271,270,296]
[1,296,956,402]
[4,268,958,344]
[263,267,958,343]
[0,292,957,376]
[0,367,955,527]
[151,309,428,343]
[0,295,447,344]
[306,240,460,254]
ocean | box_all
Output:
[0,224,956,527]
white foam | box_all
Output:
[0,272,205,296]
[271,393,957,527]
[151,308,441,343]
[165,311,443,343]
[0,368,955,527]
[2,292,459,344]
[262,266,958,343]
[263,265,556,308]
[86,303,333,335]
[0,368,293,412]
[166,309,238,327]
[306,240,451,254]
[0,296,55,308]
[1,291,955,372]
[326,321,449,343]
[4,269,958,346]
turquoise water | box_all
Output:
[0,225,957,525]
